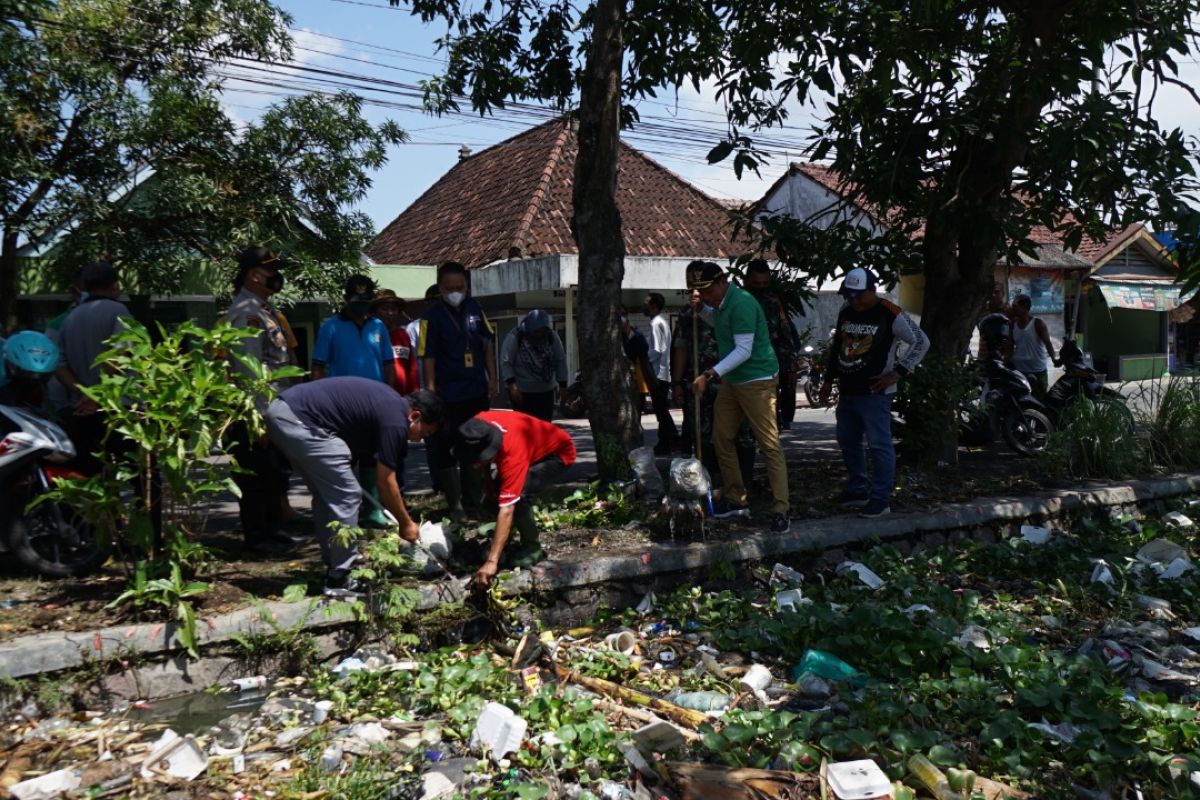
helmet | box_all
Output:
[977,313,1011,352]
[2,331,59,383]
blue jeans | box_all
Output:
[835,393,895,503]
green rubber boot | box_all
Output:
[358,466,389,529]
[505,504,546,568]
[437,468,467,524]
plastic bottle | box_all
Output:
[792,649,863,684]
[907,754,959,800]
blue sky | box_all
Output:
[226,0,816,233]
[238,1,1200,236]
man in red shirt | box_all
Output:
[372,289,419,394]
[457,410,577,587]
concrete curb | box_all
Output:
[2,472,1197,682]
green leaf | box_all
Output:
[281,583,308,604]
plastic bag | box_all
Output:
[667,457,711,499]
[628,446,665,502]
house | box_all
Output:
[366,119,743,375]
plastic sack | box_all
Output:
[628,446,665,502]
[667,457,711,499]
[408,521,452,577]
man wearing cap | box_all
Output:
[264,379,443,596]
[687,261,791,535]
[420,261,498,521]
[313,274,397,528]
[499,309,568,422]
[372,289,419,395]
[54,260,132,475]
[457,410,577,587]
[224,246,300,555]
[819,268,929,518]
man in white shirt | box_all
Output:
[643,292,679,454]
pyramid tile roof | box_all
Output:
[366,120,741,268]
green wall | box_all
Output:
[1084,286,1166,379]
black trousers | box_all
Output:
[777,371,798,426]
[511,388,556,422]
[514,456,567,513]
[648,378,678,448]
[229,421,290,541]
[429,395,491,471]
[66,411,163,547]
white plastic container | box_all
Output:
[631,720,686,753]
[776,588,804,613]
[312,700,334,724]
[603,631,637,655]
[739,663,773,692]
[826,759,891,800]
[470,702,527,760]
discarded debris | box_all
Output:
[793,649,863,685]
[836,561,885,590]
[775,588,804,613]
[141,729,208,781]
[9,769,82,800]
[632,720,687,753]
[769,563,804,586]
[1163,511,1194,529]
[1019,524,1053,545]
[469,702,527,760]
[826,759,891,800]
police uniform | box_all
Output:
[225,286,295,551]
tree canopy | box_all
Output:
[1,0,405,325]
[394,0,1200,356]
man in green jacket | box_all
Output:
[687,261,790,534]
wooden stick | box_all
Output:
[552,663,709,730]
[592,699,703,742]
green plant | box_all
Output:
[338,524,423,648]
[535,482,639,530]
[231,584,321,673]
[108,561,210,656]
[1039,395,1143,479]
[894,356,980,466]
[1142,374,1200,470]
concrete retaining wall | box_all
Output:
[3,472,1197,697]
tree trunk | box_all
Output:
[1,230,20,332]
[918,230,996,360]
[571,0,641,480]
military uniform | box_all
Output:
[225,287,295,550]
[673,309,756,484]
[753,289,800,427]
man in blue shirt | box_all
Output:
[264,378,443,597]
[419,261,498,520]
[312,274,396,527]
[312,274,395,384]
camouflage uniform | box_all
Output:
[753,289,800,427]
[224,287,295,548]
[673,308,755,482]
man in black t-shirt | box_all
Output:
[264,377,443,596]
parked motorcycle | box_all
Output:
[802,331,839,407]
[559,371,588,418]
[961,357,1055,456]
[1043,341,1133,433]
[0,332,107,577]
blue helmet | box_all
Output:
[2,331,59,384]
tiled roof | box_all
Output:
[366,120,741,268]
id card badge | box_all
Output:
[464,351,475,368]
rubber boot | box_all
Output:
[358,466,390,529]
[437,468,467,523]
[505,504,546,568]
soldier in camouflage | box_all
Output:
[745,259,801,429]
[224,246,302,556]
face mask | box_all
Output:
[77,291,89,304]
[444,291,465,308]
[348,301,371,316]
[265,273,284,293]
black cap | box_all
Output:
[457,418,503,463]
[81,260,119,291]
[686,260,723,290]
[236,246,287,273]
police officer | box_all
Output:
[225,246,301,556]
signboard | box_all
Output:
[1094,280,1191,312]
[1008,269,1066,314]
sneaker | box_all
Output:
[859,499,891,518]
[769,513,791,534]
[835,490,869,508]
[323,570,364,598]
[710,499,751,519]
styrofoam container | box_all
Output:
[739,664,773,692]
[469,702,527,760]
[776,588,804,613]
[826,759,891,800]
[631,720,686,753]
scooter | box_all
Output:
[1043,341,1132,432]
[0,403,108,576]
[964,357,1055,456]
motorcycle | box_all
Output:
[559,371,588,418]
[961,357,1054,456]
[0,404,107,577]
[802,331,839,407]
[1043,341,1133,435]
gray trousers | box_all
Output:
[264,399,359,572]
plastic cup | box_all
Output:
[313,700,334,724]
[740,663,772,692]
[603,630,637,655]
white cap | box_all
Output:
[838,268,877,298]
